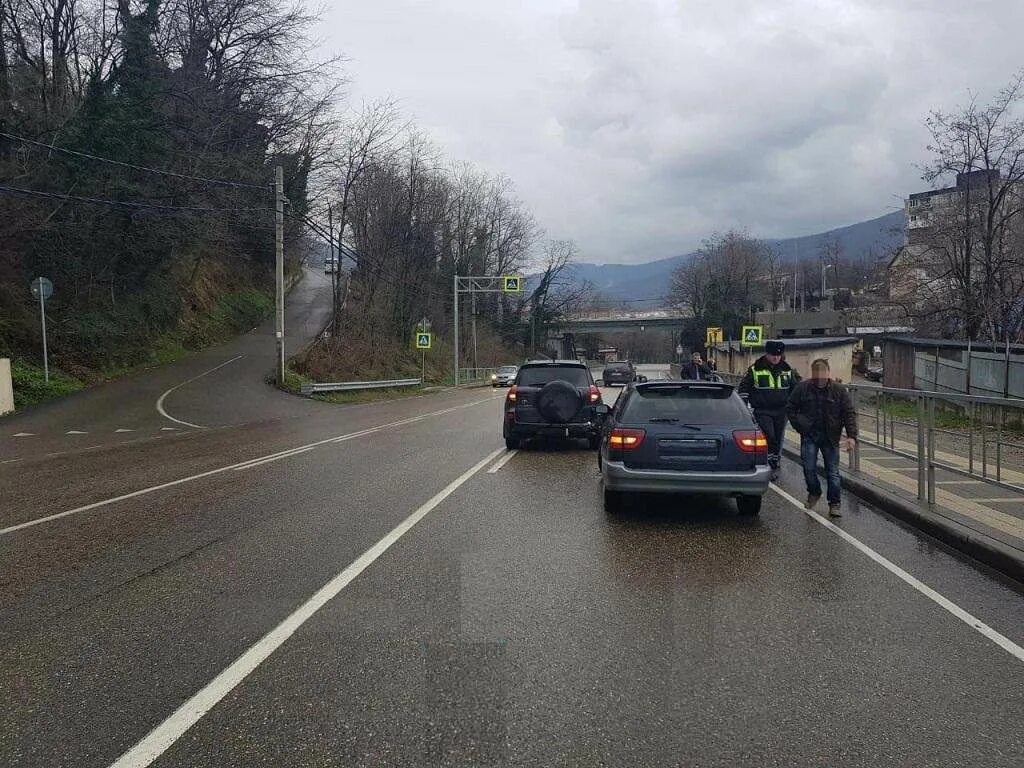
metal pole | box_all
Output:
[39,290,49,383]
[996,405,1003,483]
[453,275,460,386]
[916,396,926,500]
[275,165,285,384]
[471,291,478,379]
[1004,337,1011,398]
[421,348,426,385]
[927,397,936,506]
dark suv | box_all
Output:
[602,360,636,386]
[502,360,605,450]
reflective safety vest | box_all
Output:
[752,368,795,390]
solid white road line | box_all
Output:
[107,446,504,768]
[1,396,498,537]
[155,355,244,430]
[487,449,518,474]
[770,483,1024,663]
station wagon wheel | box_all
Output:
[603,487,624,514]
[737,495,762,516]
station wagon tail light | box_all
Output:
[588,385,601,403]
[609,428,645,450]
[733,430,768,453]
[506,385,517,403]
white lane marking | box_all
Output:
[66,430,87,435]
[1,396,498,537]
[487,449,518,474]
[107,446,503,768]
[115,428,135,433]
[770,483,1024,663]
[155,355,244,430]
[12,432,35,437]
[160,427,178,431]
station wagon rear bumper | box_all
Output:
[602,460,770,495]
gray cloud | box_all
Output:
[321,0,1024,263]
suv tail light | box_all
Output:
[733,430,768,454]
[588,384,601,404]
[609,428,645,450]
[506,385,517,404]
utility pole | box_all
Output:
[471,292,478,377]
[275,165,285,384]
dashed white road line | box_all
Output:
[770,483,1024,663]
[1,396,497,537]
[155,355,244,430]
[487,449,518,474]
[107,446,504,768]
[12,432,34,437]
[66,430,87,435]
[115,428,135,433]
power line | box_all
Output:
[0,183,275,214]
[0,130,271,191]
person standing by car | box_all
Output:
[738,340,799,481]
[679,352,713,380]
[786,358,858,517]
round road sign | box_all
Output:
[31,276,53,301]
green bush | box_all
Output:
[10,360,84,410]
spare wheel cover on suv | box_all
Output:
[537,380,583,423]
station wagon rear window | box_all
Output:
[622,386,749,423]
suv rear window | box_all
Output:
[606,362,630,370]
[622,385,749,423]
[517,365,590,387]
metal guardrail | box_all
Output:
[718,371,1024,500]
[300,378,421,395]
[458,367,498,383]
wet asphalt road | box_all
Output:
[2,362,1024,766]
[0,267,333,461]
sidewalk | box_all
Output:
[781,432,1024,582]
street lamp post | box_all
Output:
[821,263,834,297]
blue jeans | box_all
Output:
[800,436,841,504]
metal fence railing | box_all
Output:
[458,367,499,383]
[847,384,1024,502]
[716,372,1024,502]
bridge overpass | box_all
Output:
[552,314,691,334]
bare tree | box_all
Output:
[907,72,1024,341]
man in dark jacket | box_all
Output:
[679,352,713,380]
[787,358,858,516]
[738,340,799,481]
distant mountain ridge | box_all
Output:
[561,210,904,301]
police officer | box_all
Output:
[738,340,800,481]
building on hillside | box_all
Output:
[711,337,858,382]
[905,169,1001,243]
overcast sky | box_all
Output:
[318,0,1024,264]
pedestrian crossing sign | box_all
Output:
[415,332,432,349]
[502,275,522,292]
[741,325,763,347]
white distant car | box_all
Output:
[491,365,519,387]
[325,257,339,274]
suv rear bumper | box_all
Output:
[507,421,601,439]
[602,460,770,495]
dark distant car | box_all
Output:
[502,361,605,450]
[598,381,770,515]
[491,365,519,387]
[865,366,883,382]
[602,361,636,386]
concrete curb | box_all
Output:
[781,444,1024,583]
